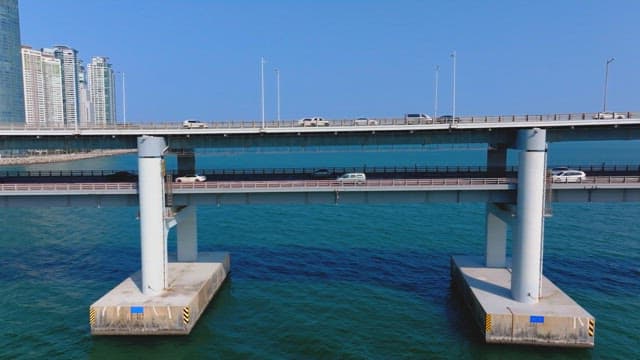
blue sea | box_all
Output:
[0,141,639,359]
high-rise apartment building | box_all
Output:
[0,0,25,123]
[21,46,64,127]
[46,45,80,126]
[87,56,116,125]
[21,46,46,126]
[77,60,93,127]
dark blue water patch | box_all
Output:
[544,253,640,297]
[202,243,454,304]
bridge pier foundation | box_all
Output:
[454,128,595,347]
[89,136,229,335]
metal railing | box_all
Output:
[2,164,639,179]
[0,111,637,131]
[2,175,640,193]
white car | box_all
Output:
[183,119,208,128]
[552,170,586,183]
[336,172,366,184]
[175,174,207,183]
[354,117,379,126]
[592,112,626,120]
[298,117,330,127]
[405,113,432,125]
[550,166,569,176]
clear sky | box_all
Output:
[18,0,639,122]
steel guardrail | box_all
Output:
[2,164,639,179]
[4,175,640,193]
[0,111,638,131]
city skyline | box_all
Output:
[16,0,640,122]
[19,44,117,127]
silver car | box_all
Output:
[552,170,586,183]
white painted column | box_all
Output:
[177,206,198,262]
[137,135,168,295]
[485,204,508,268]
[511,128,547,303]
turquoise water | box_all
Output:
[0,142,639,359]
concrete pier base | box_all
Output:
[90,252,230,335]
[451,255,595,347]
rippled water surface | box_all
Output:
[0,142,639,359]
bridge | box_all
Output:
[1,111,639,346]
[1,111,639,150]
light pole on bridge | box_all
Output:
[451,51,456,123]
[603,57,615,113]
[114,71,127,126]
[434,65,439,120]
[260,57,266,128]
[275,68,281,123]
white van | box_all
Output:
[404,113,432,125]
[183,119,208,128]
[336,172,366,184]
[298,117,330,127]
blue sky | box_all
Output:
[18,0,639,122]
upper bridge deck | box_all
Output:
[1,111,639,150]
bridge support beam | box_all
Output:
[176,206,198,262]
[512,128,547,303]
[177,149,196,177]
[484,203,512,268]
[487,143,507,177]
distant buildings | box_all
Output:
[21,46,64,126]
[1,0,118,127]
[88,56,116,126]
[20,47,117,127]
[77,60,94,127]
[0,0,25,124]
[48,45,80,127]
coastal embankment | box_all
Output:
[0,149,135,166]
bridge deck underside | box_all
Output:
[1,186,640,207]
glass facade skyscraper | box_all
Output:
[88,56,116,125]
[0,0,25,124]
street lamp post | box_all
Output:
[603,57,615,113]
[434,65,439,120]
[121,71,126,126]
[451,51,456,122]
[275,68,280,122]
[260,57,266,128]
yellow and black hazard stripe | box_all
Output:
[485,313,492,334]
[183,306,191,325]
[588,318,595,336]
[89,307,96,326]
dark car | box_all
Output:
[436,115,460,123]
[312,169,332,178]
[106,171,137,182]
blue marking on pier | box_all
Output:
[530,315,544,323]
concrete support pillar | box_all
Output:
[175,149,198,262]
[512,128,547,303]
[177,206,198,262]
[487,143,507,177]
[177,149,196,176]
[137,135,168,295]
[485,204,508,268]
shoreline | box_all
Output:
[0,149,136,166]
